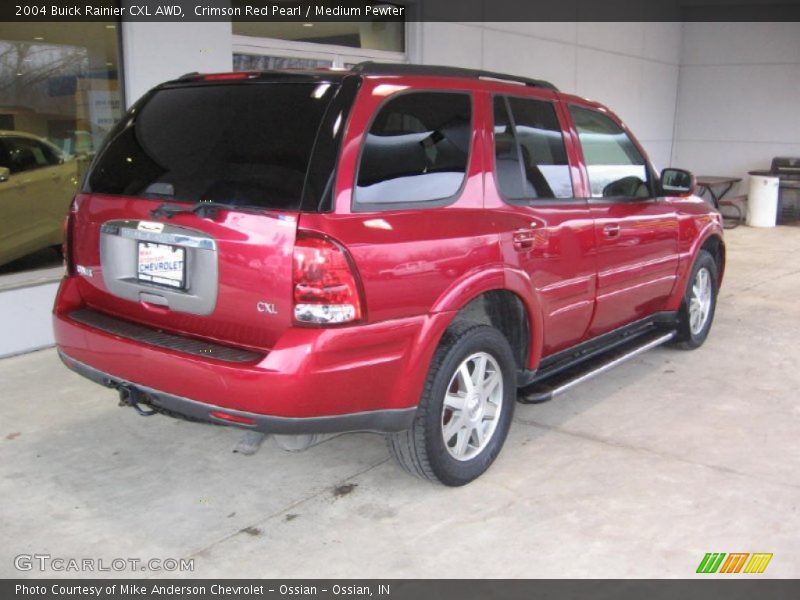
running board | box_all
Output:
[518,330,676,404]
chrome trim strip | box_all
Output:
[549,332,676,398]
[101,221,216,250]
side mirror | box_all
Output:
[660,168,696,196]
[0,167,10,183]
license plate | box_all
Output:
[137,242,185,289]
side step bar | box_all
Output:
[518,330,676,404]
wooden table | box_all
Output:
[696,176,742,208]
[696,176,744,228]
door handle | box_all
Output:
[603,223,621,238]
[512,229,536,251]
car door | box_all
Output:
[566,103,679,336]
[488,94,597,357]
[0,137,38,261]
[333,86,499,324]
[32,139,77,241]
[0,136,70,259]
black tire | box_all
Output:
[672,249,718,350]
[387,322,516,486]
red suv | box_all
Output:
[54,63,724,485]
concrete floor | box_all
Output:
[1,226,798,579]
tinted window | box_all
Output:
[3,137,61,173]
[569,105,650,198]
[356,92,471,207]
[493,97,572,201]
[87,82,345,211]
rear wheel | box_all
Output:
[387,322,516,486]
[673,249,718,349]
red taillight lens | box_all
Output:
[63,197,77,276]
[201,72,253,81]
[210,410,257,426]
[292,234,363,325]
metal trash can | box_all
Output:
[747,171,780,228]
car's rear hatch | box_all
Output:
[68,73,357,351]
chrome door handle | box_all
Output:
[603,223,621,238]
[512,229,535,250]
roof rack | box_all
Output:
[351,62,558,91]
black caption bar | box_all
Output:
[6,1,406,22]
[5,580,800,600]
[3,0,800,22]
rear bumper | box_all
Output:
[53,276,454,433]
[58,351,415,434]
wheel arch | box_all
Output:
[430,266,544,373]
[700,233,726,285]
[449,290,531,373]
[667,225,726,312]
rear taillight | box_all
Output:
[63,197,77,276]
[292,234,363,325]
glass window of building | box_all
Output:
[231,5,406,71]
[0,22,123,277]
[233,21,405,54]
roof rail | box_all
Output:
[351,62,558,91]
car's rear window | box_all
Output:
[85,81,346,211]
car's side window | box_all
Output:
[0,141,12,172]
[568,105,650,199]
[355,92,471,209]
[492,95,573,202]
[5,137,61,173]
[38,140,62,166]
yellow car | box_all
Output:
[0,131,80,267]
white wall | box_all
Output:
[419,22,683,169]
[672,22,800,191]
[0,283,60,358]
[121,21,234,107]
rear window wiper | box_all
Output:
[150,201,268,220]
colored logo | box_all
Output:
[696,553,773,574]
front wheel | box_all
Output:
[672,249,718,349]
[387,322,516,486]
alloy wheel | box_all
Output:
[689,267,713,335]
[440,352,503,461]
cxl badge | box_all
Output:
[257,301,278,315]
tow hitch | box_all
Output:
[117,383,158,417]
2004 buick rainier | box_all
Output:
[54,63,723,485]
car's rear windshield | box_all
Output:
[85,81,348,211]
